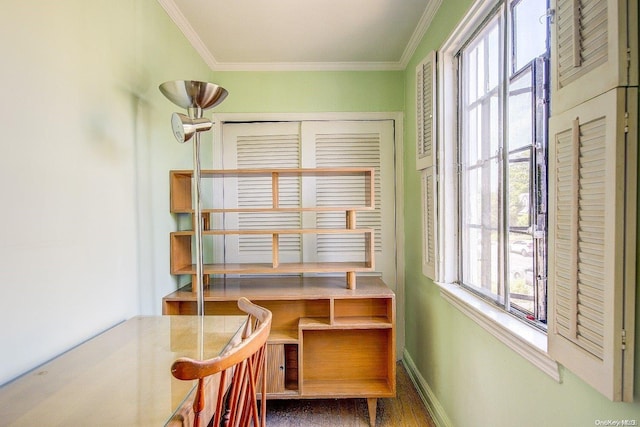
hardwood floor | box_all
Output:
[265,362,436,427]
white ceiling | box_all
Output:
[158,0,441,71]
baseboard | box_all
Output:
[402,350,453,427]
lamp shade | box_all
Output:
[159,80,228,111]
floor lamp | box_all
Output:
[159,80,228,316]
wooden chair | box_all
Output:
[171,297,272,427]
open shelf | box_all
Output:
[300,327,394,398]
[170,229,374,275]
[169,167,376,289]
[172,262,374,275]
[325,317,393,329]
[173,228,374,235]
[170,168,375,213]
[266,329,298,344]
[300,379,394,397]
[334,297,393,324]
[298,317,331,329]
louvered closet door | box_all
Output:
[221,122,302,264]
[300,120,396,285]
[550,0,638,114]
[548,87,637,401]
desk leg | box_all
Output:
[367,397,377,426]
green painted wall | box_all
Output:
[0,0,215,384]
[211,71,404,113]
[402,1,640,426]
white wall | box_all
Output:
[0,0,214,385]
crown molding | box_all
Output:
[157,0,219,70]
[210,61,405,72]
[399,0,443,68]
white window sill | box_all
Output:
[436,281,560,382]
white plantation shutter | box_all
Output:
[222,122,302,263]
[548,87,637,401]
[421,167,437,279]
[301,120,395,283]
[417,51,438,280]
[550,0,637,114]
[548,0,637,401]
[416,50,436,170]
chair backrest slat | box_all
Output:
[171,297,272,427]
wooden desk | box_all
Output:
[0,315,246,427]
[163,276,396,427]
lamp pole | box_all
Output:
[190,108,205,316]
[159,81,228,318]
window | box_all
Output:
[434,0,637,401]
[457,0,549,327]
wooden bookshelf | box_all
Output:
[169,167,376,289]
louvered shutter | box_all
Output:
[416,51,437,170]
[300,120,395,282]
[416,51,438,280]
[550,0,637,114]
[547,87,637,401]
[421,167,437,279]
[221,122,302,264]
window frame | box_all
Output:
[455,0,550,326]
[434,0,560,380]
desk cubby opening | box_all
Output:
[333,298,393,324]
[300,328,394,396]
[285,344,299,391]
